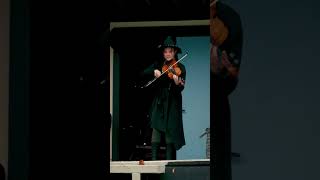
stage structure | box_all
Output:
[110,159,210,180]
[110,20,210,179]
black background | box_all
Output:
[13,0,320,179]
[9,0,210,179]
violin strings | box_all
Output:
[142,53,188,88]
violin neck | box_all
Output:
[169,68,176,74]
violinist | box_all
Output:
[141,36,186,160]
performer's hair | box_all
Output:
[175,54,178,60]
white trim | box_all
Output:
[111,164,165,174]
[132,173,141,180]
[110,47,113,118]
[110,47,113,161]
[110,159,209,166]
[110,20,209,30]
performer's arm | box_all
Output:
[141,62,162,78]
[141,63,156,77]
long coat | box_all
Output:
[142,61,186,150]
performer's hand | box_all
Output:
[180,78,185,86]
[221,51,239,77]
[210,45,221,74]
[172,75,185,86]
[154,69,161,78]
[173,74,180,85]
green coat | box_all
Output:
[142,61,186,150]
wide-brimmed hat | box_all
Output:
[158,36,182,54]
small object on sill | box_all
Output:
[139,160,144,165]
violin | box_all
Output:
[162,59,182,79]
[141,53,188,88]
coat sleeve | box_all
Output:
[141,63,155,77]
[140,61,163,78]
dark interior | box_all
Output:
[109,0,209,22]
[110,26,209,160]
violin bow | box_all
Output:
[141,53,188,88]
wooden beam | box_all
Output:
[110,165,165,174]
[110,159,209,165]
[132,173,141,180]
[110,20,209,30]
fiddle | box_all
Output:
[162,59,182,79]
[141,53,188,88]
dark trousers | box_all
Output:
[151,128,173,144]
[151,128,175,160]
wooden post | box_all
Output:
[132,173,141,180]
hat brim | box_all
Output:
[158,45,182,54]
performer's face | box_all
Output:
[163,48,176,61]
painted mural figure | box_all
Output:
[210,0,243,179]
